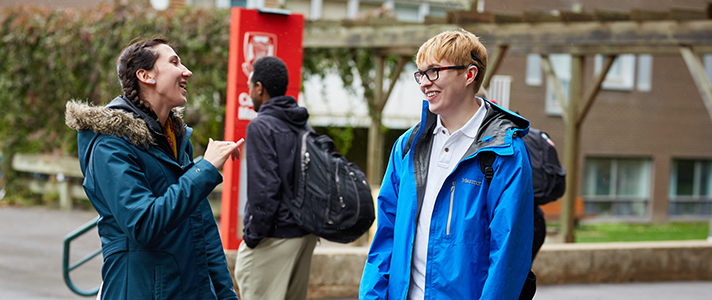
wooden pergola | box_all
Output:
[303,6,712,243]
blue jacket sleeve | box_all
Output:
[91,136,222,246]
[481,138,533,300]
[360,135,404,299]
[201,201,239,300]
[243,119,282,248]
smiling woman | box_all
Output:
[65,38,241,300]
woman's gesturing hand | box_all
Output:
[203,138,244,170]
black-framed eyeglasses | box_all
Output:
[413,65,467,84]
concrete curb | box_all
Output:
[226,240,712,299]
[533,240,712,285]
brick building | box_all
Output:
[482,0,712,223]
[300,0,712,224]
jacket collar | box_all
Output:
[65,97,188,159]
[403,98,529,158]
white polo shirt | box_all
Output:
[408,103,487,299]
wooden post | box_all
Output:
[482,45,509,90]
[58,176,72,211]
[577,55,616,125]
[560,55,584,243]
[367,55,386,187]
[540,55,570,124]
[366,55,408,188]
[679,46,712,122]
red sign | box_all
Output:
[220,8,305,250]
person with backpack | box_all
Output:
[234,56,317,300]
[360,29,534,299]
[521,127,566,259]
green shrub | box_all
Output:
[0,1,231,197]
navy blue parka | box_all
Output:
[65,96,237,300]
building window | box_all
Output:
[583,157,652,217]
[489,75,512,109]
[346,0,359,19]
[669,159,712,216]
[545,54,571,116]
[394,3,420,22]
[595,54,636,91]
[428,7,448,18]
[636,54,653,92]
[525,54,542,86]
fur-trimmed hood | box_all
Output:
[65,96,185,149]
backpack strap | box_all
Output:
[479,151,496,185]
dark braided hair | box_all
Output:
[116,38,168,119]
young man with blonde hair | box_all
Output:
[360,29,533,299]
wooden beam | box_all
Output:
[510,44,712,55]
[304,20,712,54]
[375,47,419,57]
[593,9,629,21]
[679,46,712,122]
[577,55,617,126]
[377,56,409,112]
[669,8,707,21]
[423,16,448,25]
[540,55,569,124]
[560,11,595,22]
[340,18,415,27]
[482,45,509,90]
[630,9,669,21]
[523,11,560,23]
[447,11,495,23]
[493,14,524,24]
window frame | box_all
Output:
[583,157,652,218]
[669,159,712,217]
[595,54,636,91]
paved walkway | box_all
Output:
[0,206,100,300]
[1,206,711,300]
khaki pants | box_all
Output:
[235,235,318,300]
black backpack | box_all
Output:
[520,128,567,205]
[479,151,537,300]
[268,116,375,243]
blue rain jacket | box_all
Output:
[360,99,533,299]
[65,97,237,300]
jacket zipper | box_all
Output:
[447,180,455,235]
[348,168,360,227]
[300,133,309,201]
[331,160,341,226]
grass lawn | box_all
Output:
[569,222,710,243]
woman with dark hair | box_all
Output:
[65,38,240,300]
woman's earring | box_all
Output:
[150,79,155,84]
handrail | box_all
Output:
[62,216,102,297]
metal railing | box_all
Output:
[62,216,101,297]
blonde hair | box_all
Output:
[416,29,487,92]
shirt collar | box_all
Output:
[432,104,487,139]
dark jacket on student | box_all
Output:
[65,96,237,300]
[242,95,310,248]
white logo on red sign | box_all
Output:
[242,32,277,78]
